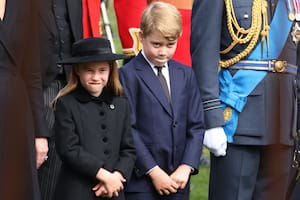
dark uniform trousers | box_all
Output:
[209,144,293,200]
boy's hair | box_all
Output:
[51,61,123,108]
[140,1,182,40]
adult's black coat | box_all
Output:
[0,0,47,199]
[39,0,83,88]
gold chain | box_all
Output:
[220,0,269,68]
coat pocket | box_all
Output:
[235,85,265,137]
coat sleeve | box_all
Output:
[190,0,225,129]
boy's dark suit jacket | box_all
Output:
[119,52,205,193]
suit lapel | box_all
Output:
[135,53,173,117]
[0,30,16,64]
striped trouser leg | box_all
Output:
[38,80,63,200]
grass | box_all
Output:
[104,1,210,199]
[190,165,209,200]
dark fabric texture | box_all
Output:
[53,87,136,200]
[38,80,63,200]
[38,1,83,199]
[0,0,46,199]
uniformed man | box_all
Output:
[191,0,300,199]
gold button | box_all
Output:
[274,61,286,72]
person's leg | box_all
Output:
[209,144,260,200]
[125,192,159,200]
[287,144,300,200]
[253,144,293,200]
[290,178,300,200]
[125,188,189,200]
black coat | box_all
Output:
[0,0,47,199]
[38,1,84,199]
[39,0,83,88]
[53,87,136,200]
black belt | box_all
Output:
[228,60,297,75]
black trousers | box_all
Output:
[125,186,189,200]
[38,80,63,200]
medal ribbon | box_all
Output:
[287,0,300,21]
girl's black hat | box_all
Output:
[58,37,128,64]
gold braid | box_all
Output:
[220,0,269,68]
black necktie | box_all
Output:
[155,66,171,103]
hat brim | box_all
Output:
[57,53,129,65]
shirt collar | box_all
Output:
[141,50,169,70]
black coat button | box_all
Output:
[173,122,177,128]
[102,137,108,143]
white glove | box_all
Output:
[203,127,227,157]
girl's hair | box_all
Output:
[140,1,182,40]
[51,61,123,108]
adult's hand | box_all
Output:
[203,127,227,156]
[35,137,49,169]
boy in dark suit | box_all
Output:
[119,2,205,200]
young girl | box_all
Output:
[52,37,136,200]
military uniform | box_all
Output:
[191,0,300,199]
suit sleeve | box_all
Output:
[181,69,205,174]
[119,68,158,176]
[190,0,225,129]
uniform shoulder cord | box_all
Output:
[220,0,269,68]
